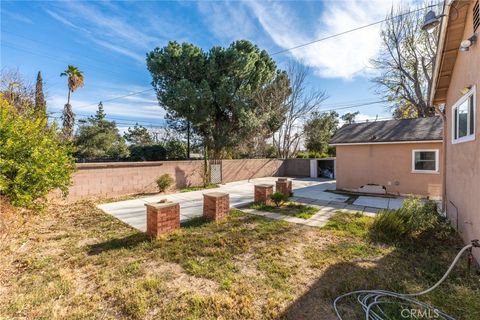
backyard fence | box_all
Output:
[49,158,310,203]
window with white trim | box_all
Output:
[452,86,476,143]
[412,150,438,173]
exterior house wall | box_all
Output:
[335,143,443,198]
[443,2,480,258]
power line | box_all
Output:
[270,4,435,56]
[5,4,432,120]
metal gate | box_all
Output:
[210,159,222,184]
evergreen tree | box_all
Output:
[124,123,154,146]
[34,71,46,117]
[75,102,129,159]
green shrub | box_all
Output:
[370,196,446,243]
[269,192,289,207]
[156,174,174,192]
[129,144,167,161]
[296,151,329,159]
[0,97,75,207]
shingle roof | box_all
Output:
[330,117,443,144]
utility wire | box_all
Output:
[7,4,434,118]
[270,4,435,55]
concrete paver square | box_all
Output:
[98,177,350,231]
[353,196,390,209]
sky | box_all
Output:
[1,0,407,132]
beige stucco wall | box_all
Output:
[443,2,480,258]
[335,143,443,198]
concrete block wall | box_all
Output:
[54,161,204,202]
[283,159,311,177]
[50,158,312,203]
[221,159,285,182]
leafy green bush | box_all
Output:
[269,192,289,207]
[370,196,448,243]
[0,97,75,207]
[156,174,174,192]
[129,144,167,161]
[296,151,329,159]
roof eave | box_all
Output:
[430,1,452,106]
[330,139,443,146]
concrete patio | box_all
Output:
[98,177,406,231]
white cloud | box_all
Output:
[44,2,159,63]
[197,2,258,43]
[3,9,33,24]
[247,0,399,79]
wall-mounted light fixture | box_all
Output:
[421,10,445,33]
[459,34,477,51]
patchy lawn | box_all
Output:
[1,201,479,319]
[250,202,319,219]
[179,183,219,193]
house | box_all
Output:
[429,0,479,258]
[330,117,443,198]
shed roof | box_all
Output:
[330,117,443,145]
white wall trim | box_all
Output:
[451,85,476,145]
[411,149,439,173]
[330,140,443,146]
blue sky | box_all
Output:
[1,0,400,131]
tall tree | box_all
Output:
[341,111,359,124]
[371,3,438,118]
[0,68,34,115]
[60,65,84,139]
[304,111,339,154]
[165,114,193,159]
[124,123,154,146]
[34,71,46,117]
[273,62,327,158]
[147,40,288,159]
[75,102,129,159]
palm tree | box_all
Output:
[60,65,84,139]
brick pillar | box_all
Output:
[145,202,180,237]
[276,178,292,196]
[203,192,230,221]
[255,184,274,205]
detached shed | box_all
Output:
[330,117,443,199]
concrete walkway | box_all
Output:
[243,201,377,228]
[98,177,346,231]
[98,177,409,231]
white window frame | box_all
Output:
[411,149,439,174]
[452,85,476,144]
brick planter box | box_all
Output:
[203,192,230,221]
[276,178,293,196]
[145,202,180,237]
[254,184,274,205]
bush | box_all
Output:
[164,140,187,160]
[0,97,75,207]
[156,174,174,192]
[296,151,329,159]
[370,196,447,243]
[269,192,289,207]
[129,144,167,161]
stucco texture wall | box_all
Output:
[335,143,443,198]
[443,2,480,258]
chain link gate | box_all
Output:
[210,159,222,184]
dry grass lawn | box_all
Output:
[0,200,479,319]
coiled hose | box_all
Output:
[334,240,479,320]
